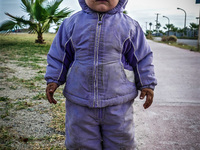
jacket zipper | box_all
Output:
[93,13,104,107]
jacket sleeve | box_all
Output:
[45,19,75,86]
[125,22,157,90]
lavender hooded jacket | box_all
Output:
[45,0,157,108]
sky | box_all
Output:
[0,0,199,32]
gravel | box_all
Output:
[0,58,60,149]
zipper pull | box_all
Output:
[98,13,103,25]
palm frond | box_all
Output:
[33,0,48,21]
[46,0,63,15]
[21,0,32,14]
[38,0,47,4]
[5,13,33,26]
[52,7,73,23]
[42,19,51,33]
[0,20,17,31]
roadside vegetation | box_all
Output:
[159,35,198,52]
[0,0,73,44]
[158,41,198,52]
[145,21,199,52]
[146,34,199,52]
[0,33,66,149]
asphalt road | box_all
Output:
[134,40,200,150]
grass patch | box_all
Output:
[0,97,12,119]
[33,93,46,100]
[0,33,67,149]
[14,101,35,110]
[37,70,46,74]
[17,55,45,62]
[6,76,42,90]
[9,85,18,90]
[0,126,15,149]
[33,74,45,81]
[28,134,65,149]
[0,126,66,150]
[176,43,199,52]
[17,61,42,69]
[16,55,46,70]
[0,66,15,73]
[0,97,35,118]
[0,97,9,102]
[0,33,55,55]
[50,101,66,133]
[48,86,66,133]
[157,41,199,52]
[0,102,14,119]
[0,33,55,64]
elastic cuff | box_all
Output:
[139,85,155,91]
[46,79,62,87]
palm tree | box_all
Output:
[189,23,199,37]
[0,0,73,44]
[189,23,199,30]
[164,24,173,36]
[171,26,178,36]
[155,22,161,36]
[149,22,152,31]
[156,22,161,30]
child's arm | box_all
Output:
[125,21,157,109]
[45,19,74,104]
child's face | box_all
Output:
[85,0,119,12]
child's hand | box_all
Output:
[46,82,58,104]
[140,88,154,109]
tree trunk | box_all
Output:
[35,32,45,44]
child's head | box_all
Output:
[85,0,119,12]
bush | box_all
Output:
[161,36,168,42]
[146,34,153,40]
[161,35,177,43]
[168,35,177,42]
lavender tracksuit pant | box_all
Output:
[65,100,137,150]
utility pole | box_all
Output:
[155,13,160,36]
[145,22,148,33]
[196,0,200,51]
[146,22,148,30]
[198,10,200,51]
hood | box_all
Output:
[78,0,128,14]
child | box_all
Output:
[45,0,157,149]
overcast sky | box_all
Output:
[0,0,199,32]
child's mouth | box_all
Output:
[96,0,108,1]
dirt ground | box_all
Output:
[0,56,66,149]
[1,39,200,149]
